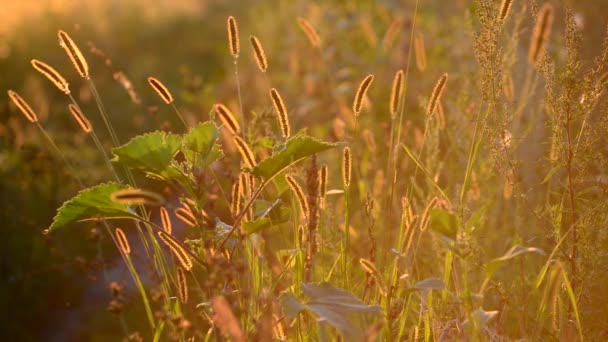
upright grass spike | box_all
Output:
[390,70,404,119]
[427,73,448,116]
[176,267,188,304]
[147,77,173,104]
[231,178,242,218]
[297,17,321,47]
[250,36,268,72]
[214,104,241,135]
[528,3,554,65]
[114,228,131,255]
[286,175,309,221]
[160,207,172,235]
[58,30,89,79]
[318,165,328,208]
[227,16,240,58]
[110,189,165,206]
[31,59,70,94]
[7,90,37,123]
[498,0,514,22]
[269,88,290,139]
[414,33,427,72]
[233,136,257,169]
[353,74,374,117]
[342,146,352,188]
[68,104,92,133]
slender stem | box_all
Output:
[343,184,351,289]
[234,59,245,128]
[171,103,188,129]
[87,79,120,147]
[35,122,85,188]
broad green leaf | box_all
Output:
[428,208,458,239]
[113,131,182,176]
[252,135,339,180]
[184,122,219,156]
[243,218,274,234]
[280,282,382,341]
[486,245,545,278]
[413,278,445,290]
[46,182,133,233]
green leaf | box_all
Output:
[402,144,451,206]
[113,131,182,177]
[252,135,339,180]
[485,245,545,278]
[243,218,274,234]
[184,122,219,156]
[428,208,458,239]
[413,278,445,290]
[46,182,133,233]
[280,282,382,341]
[541,164,561,184]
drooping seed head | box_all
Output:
[114,228,131,255]
[157,231,193,271]
[176,266,188,304]
[58,30,89,78]
[233,136,256,168]
[342,146,352,188]
[147,77,173,104]
[31,59,70,94]
[68,104,92,133]
[353,74,374,116]
[427,73,448,115]
[390,70,404,118]
[175,207,197,227]
[250,36,268,72]
[111,189,165,206]
[528,3,554,65]
[160,206,172,235]
[286,175,309,221]
[269,88,290,139]
[214,103,241,135]
[297,17,321,47]
[7,90,38,123]
[227,16,240,58]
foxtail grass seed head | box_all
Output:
[214,104,241,135]
[176,267,188,304]
[342,146,352,188]
[160,206,172,235]
[231,178,242,218]
[528,3,554,65]
[318,165,328,201]
[390,70,404,118]
[297,17,321,47]
[147,77,173,104]
[239,172,251,197]
[233,136,256,168]
[427,73,448,115]
[414,33,427,72]
[7,90,38,123]
[353,74,374,116]
[382,18,402,50]
[111,189,165,206]
[498,0,514,22]
[175,207,197,227]
[250,36,268,72]
[269,88,290,138]
[31,59,70,94]
[158,231,193,271]
[68,104,92,133]
[227,16,240,58]
[114,228,131,255]
[286,175,309,221]
[58,30,89,78]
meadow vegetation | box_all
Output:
[2,0,608,340]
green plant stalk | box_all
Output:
[35,122,85,188]
[171,103,188,128]
[234,59,245,128]
[342,185,350,289]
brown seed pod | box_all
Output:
[157,231,193,271]
[227,16,240,58]
[390,70,404,118]
[68,104,92,133]
[114,228,131,255]
[286,175,309,221]
[233,136,256,168]
[7,90,38,123]
[58,30,89,78]
[427,73,448,115]
[214,104,241,135]
[111,189,165,206]
[269,88,290,138]
[353,74,374,116]
[31,59,70,94]
[297,17,321,47]
[147,77,173,104]
[528,3,554,65]
[250,36,268,72]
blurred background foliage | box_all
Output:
[1,0,607,340]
